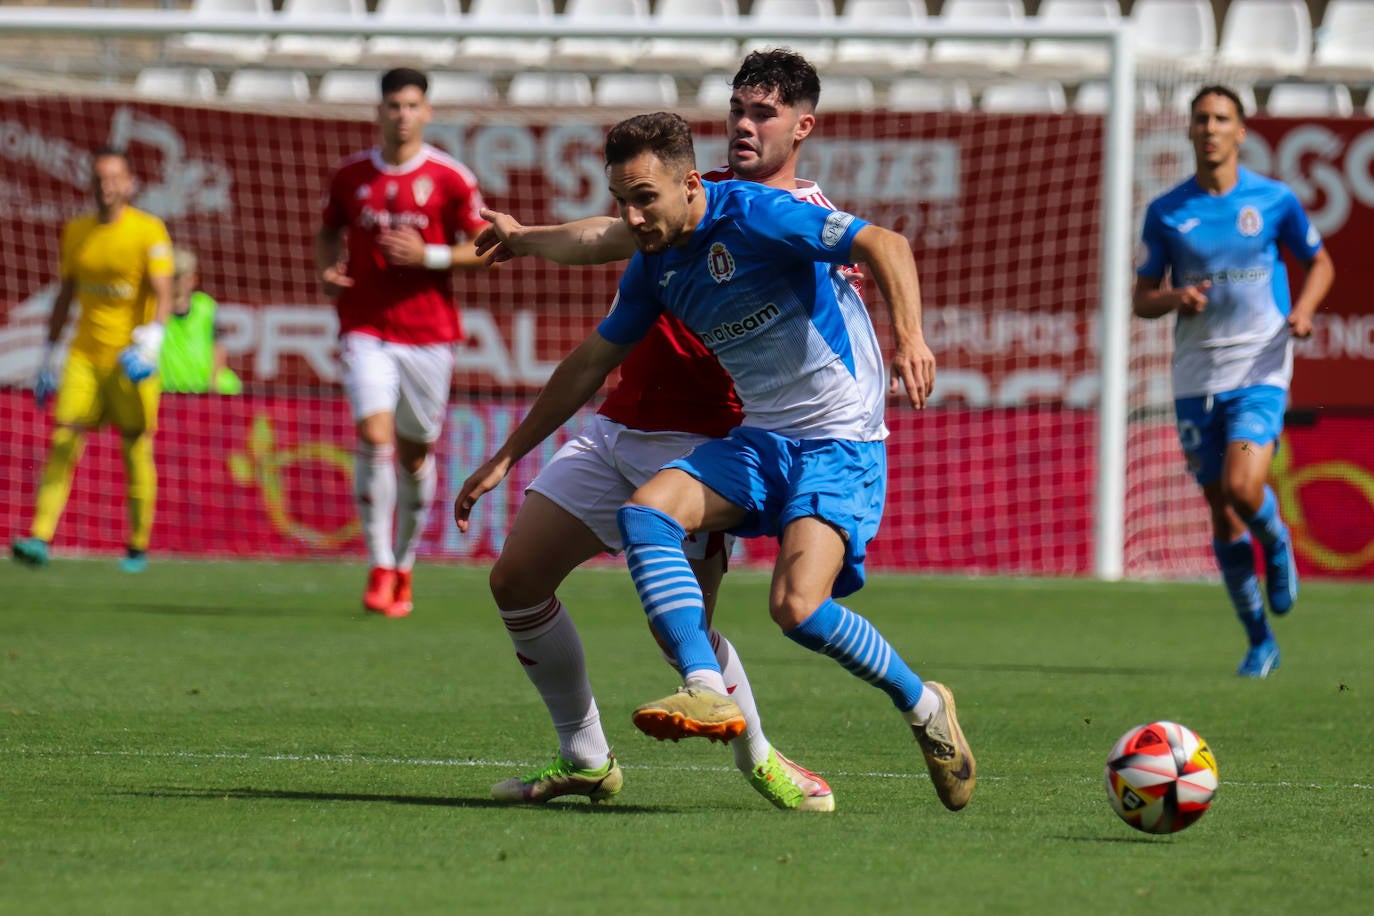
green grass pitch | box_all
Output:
[2,560,1370,915]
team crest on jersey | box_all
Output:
[707,242,736,283]
[413,176,433,207]
[1237,206,1262,237]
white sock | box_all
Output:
[354,442,395,569]
[902,682,943,728]
[682,667,730,697]
[394,454,436,572]
[712,631,771,771]
[499,597,609,770]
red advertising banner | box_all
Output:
[4,391,1370,577]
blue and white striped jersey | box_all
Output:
[1138,166,1323,397]
[598,179,887,442]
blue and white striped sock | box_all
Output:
[617,504,721,679]
[786,598,924,710]
[1213,535,1270,647]
[1244,486,1288,551]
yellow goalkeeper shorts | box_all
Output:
[54,349,161,435]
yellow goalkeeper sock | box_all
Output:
[122,432,157,552]
[30,425,85,543]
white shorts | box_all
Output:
[339,331,455,444]
[529,413,736,560]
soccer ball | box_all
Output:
[1104,721,1218,834]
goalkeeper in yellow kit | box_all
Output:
[11,147,174,573]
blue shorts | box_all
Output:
[1174,385,1286,485]
[665,426,886,598]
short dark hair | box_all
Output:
[380,67,428,97]
[92,145,129,164]
[605,112,696,174]
[731,48,821,111]
[1190,84,1246,124]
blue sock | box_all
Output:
[1213,535,1270,647]
[1244,486,1288,551]
[786,598,924,710]
[617,505,720,677]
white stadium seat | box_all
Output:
[639,0,739,73]
[427,72,501,106]
[980,79,1068,113]
[552,0,650,71]
[830,0,928,76]
[506,72,594,106]
[1021,0,1119,80]
[270,0,366,67]
[316,69,382,104]
[1072,80,1163,115]
[134,67,218,101]
[744,0,835,69]
[820,75,877,111]
[361,0,460,68]
[459,0,554,70]
[1214,0,1311,79]
[926,0,1026,77]
[1131,0,1215,71]
[1265,82,1355,118]
[1308,0,1374,82]
[886,76,974,112]
[164,0,272,65]
[695,72,736,109]
[224,69,312,103]
[594,73,679,107]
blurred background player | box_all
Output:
[11,147,174,573]
[315,67,491,618]
[1134,85,1334,679]
[160,246,242,395]
[455,50,838,810]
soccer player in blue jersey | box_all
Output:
[462,111,974,811]
[1134,86,1335,679]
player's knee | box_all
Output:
[768,593,817,631]
[488,554,547,611]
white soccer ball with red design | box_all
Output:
[1104,721,1218,834]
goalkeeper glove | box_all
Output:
[118,321,165,383]
[33,341,58,409]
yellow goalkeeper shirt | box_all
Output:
[60,207,174,368]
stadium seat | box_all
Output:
[1214,0,1311,79]
[980,79,1068,113]
[223,69,312,102]
[164,0,271,65]
[134,67,218,102]
[743,0,835,69]
[829,0,928,76]
[551,0,650,71]
[1171,82,1258,118]
[459,0,555,70]
[886,76,974,112]
[594,73,679,107]
[695,71,736,109]
[926,0,1026,77]
[1130,0,1215,71]
[1072,80,1163,115]
[820,75,877,111]
[270,0,366,67]
[506,72,594,106]
[639,0,740,73]
[1307,1,1374,82]
[1020,0,1119,80]
[427,72,501,106]
[1265,82,1355,117]
[361,0,460,68]
[316,69,382,103]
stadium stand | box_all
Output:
[694,71,736,108]
[1130,0,1216,71]
[979,78,1069,112]
[1214,0,1313,79]
[551,0,650,71]
[360,0,461,68]
[1308,0,1374,82]
[593,72,679,106]
[269,0,367,68]
[458,0,554,71]
[426,70,501,105]
[133,65,219,101]
[638,0,740,73]
[162,0,271,66]
[1020,0,1119,80]
[1072,79,1163,114]
[506,70,594,106]
[829,0,928,76]
[223,67,312,102]
[744,0,836,69]
[1265,80,1355,116]
[925,0,1026,77]
[316,68,384,103]
[818,74,878,110]
[885,75,975,111]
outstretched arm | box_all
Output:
[473,208,636,266]
[454,330,634,531]
[849,224,935,409]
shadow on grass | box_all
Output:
[103,603,320,618]
[125,785,661,813]
[941,661,1164,677]
[1045,834,1166,844]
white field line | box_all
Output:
[0,748,1362,791]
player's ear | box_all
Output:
[684,169,703,199]
[795,111,816,143]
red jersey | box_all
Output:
[597,168,839,437]
[322,143,487,344]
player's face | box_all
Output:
[726,84,814,187]
[90,154,132,213]
[1189,93,1246,169]
[172,270,197,315]
[378,85,431,148]
[608,151,701,255]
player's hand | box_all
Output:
[474,208,527,263]
[33,365,57,409]
[891,336,936,409]
[118,321,164,383]
[453,455,513,533]
[378,226,426,267]
[1177,280,1211,316]
[837,265,865,288]
[320,263,353,297]
[1288,311,1314,339]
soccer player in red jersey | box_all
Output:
[315,67,490,618]
[454,50,842,810]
